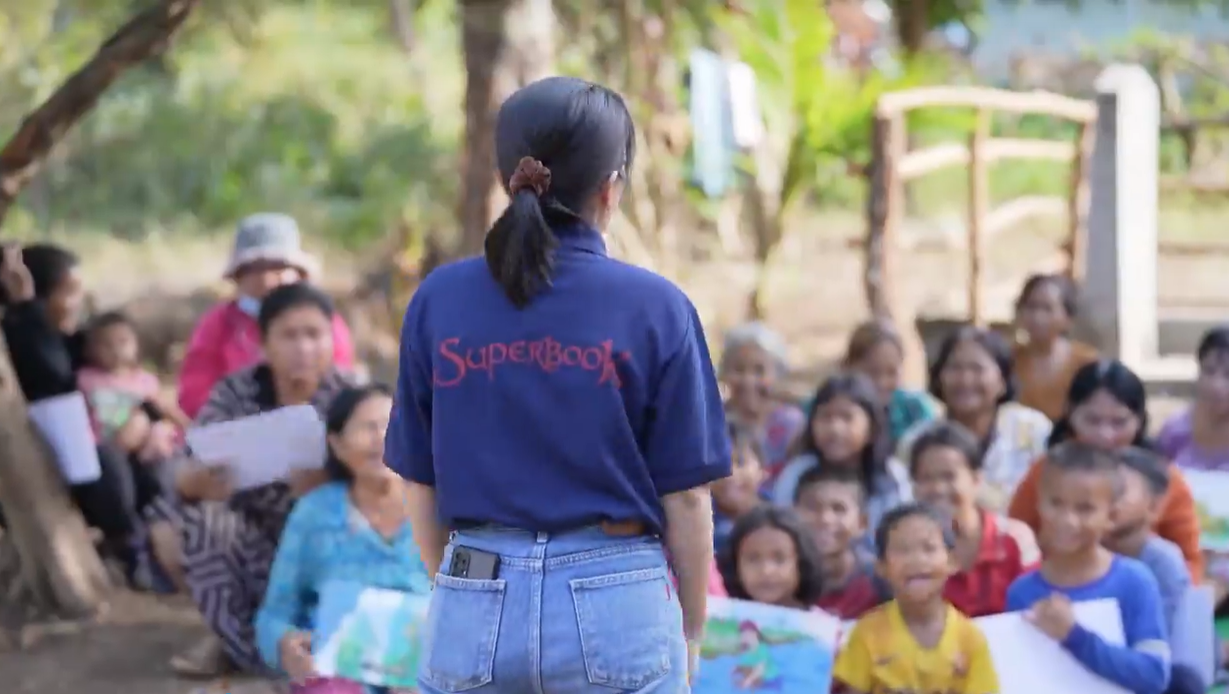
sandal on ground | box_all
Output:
[171,634,232,679]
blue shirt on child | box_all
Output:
[385,224,732,534]
[1134,535,1192,641]
[1006,555,1171,694]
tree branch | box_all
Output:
[0,0,202,226]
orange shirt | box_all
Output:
[1013,341,1099,422]
[1006,454,1204,581]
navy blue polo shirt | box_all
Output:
[384,223,732,534]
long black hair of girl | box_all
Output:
[323,383,393,482]
[1047,359,1151,449]
[718,505,825,605]
[801,372,891,499]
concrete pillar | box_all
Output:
[1075,64,1160,370]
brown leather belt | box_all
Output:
[599,519,648,536]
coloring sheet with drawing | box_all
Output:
[185,404,326,490]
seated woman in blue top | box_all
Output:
[256,384,429,694]
[387,76,732,694]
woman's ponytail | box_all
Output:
[484,157,558,308]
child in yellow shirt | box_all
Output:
[833,503,999,694]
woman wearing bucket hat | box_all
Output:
[176,213,356,419]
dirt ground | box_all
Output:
[4,206,1224,693]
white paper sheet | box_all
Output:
[1173,584,1216,686]
[27,392,101,484]
[979,598,1130,694]
[185,404,326,490]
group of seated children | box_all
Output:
[711,272,1219,694]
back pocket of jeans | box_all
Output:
[419,573,506,692]
[570,566,676,689]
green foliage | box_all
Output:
[0,2,461,249]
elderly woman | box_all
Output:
[720,321,806,482]
[152,282,354,677]
[177,213,356,419]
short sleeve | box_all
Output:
[385,294,435,485]
[832,621,874,692]
[642,302,732,495]
[961,624,1000,694]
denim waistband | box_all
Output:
[447,524,664,571]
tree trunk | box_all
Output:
[0,0,201,617]
[456,0,555,258]
[0,0,201,224]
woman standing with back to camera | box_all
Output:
[387,77,731,693]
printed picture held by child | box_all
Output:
[773,373,912,547]
[833,503,999,694]
[792,465,888,619]
[1005,442,1171,694]
[910,422,1039,617]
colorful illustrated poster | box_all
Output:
[313,581,428,689]
[1183,469,1229,551]
[694,597,840,694]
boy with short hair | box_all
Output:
[793,465,888,619]
[834,503,999,694]
[1005,442,1171,694]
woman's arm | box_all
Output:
[2,301,77,400]
[406,481,448,579]
[643,303,733,640]
[662,487,715,639]
[255,504,313,671]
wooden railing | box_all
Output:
[865,86,1097,324]
[863,86,1097,384]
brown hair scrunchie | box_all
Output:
[508,156,552,197]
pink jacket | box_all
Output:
[177,300,356,418]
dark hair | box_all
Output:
[908,421,984,475]
[0,243,79,305]
[1197,326,1229,362]
[874,502,955,560]
[323,384,393,482]
[1117,446,1170,497]
[843,319,903,367]
[86,310,134,335]
[257,282,335,336]
[485,76,636,308]
[728,422,765,466]
[1043,440,1124,497]
[1015,273,1078,318]
[718,505,825,605]
[928,325,1016,405]
[793,464,865,506]
[802,372,891,498]
[1047,359,1150,448]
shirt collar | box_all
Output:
[973,509,1010,564]
[553,223,607,257]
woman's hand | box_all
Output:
[176,464,233,502]
[0,246,34,302]
[278,630,316,683]
[287,468,328,497]
[114,408,153,453]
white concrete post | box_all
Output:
[1076,64,1160,370]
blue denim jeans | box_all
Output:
[417,525,689,693]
